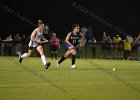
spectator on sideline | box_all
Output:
[14,33,22,55]
[81,25,88,39]
[89,36,96,58]
[101,32,107,59]
[123,36,133,60]
[3,34,13,56]
[114,34,122,59]
[22,34,30,53]
[106,35,112,59]
[50,33,60,59]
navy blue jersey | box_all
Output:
[69,32,80,46]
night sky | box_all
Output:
[0,0,140,40]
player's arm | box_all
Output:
[133,34,140,45]
[65,32,74,48]
[79,32,84,46]
[41,35,49,42]
[50,37,53,42]
[30,29,41,44]
[57,39,60,48]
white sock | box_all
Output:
[21,53,28,58]
[41,55,47,65]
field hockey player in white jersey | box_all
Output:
[19,20,51,69]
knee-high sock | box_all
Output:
[72,55,76,65]
[58,56,66,64]
[41,55,47,65]
[21,53,28,58]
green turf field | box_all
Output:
[0,56,140,100]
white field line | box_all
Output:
[0,82,140,87]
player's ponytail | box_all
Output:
[38,20,43,26]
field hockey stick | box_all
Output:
[36,41,48,47]
[40,41,48,44]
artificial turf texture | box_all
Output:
[0,56,140,100]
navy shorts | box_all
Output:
[66,44,70,50]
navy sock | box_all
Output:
[72,55,76,65]
[58,56,66,64]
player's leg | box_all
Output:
[36,45,50,69]
[50,45,54,59]
[19,49,33,63]
[71,49,77,68]
[127,50,130,60]
[57,44,74,68]
[57,50,72,68]
[54,51,58,59]
[123,50,127,60]
[54,46,58,59]
[51,51,54,59]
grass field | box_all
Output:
[0,56,140,100]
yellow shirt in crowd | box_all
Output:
[124,40,132,51]
[115,37,121,43]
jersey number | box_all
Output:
[73,39,77,44]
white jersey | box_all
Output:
[28,28,43,48]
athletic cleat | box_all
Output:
[45,62,51,69]
[19,54,23,63]
[71,64,77,69]
[56,61,60,68]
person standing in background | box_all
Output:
[81,25,88,39]
[90,36,96,58]
[123,36,132,60]
[101,32,107,59]
[3,34,13,56]
[22,34,30,53]
[14,33,22,55]
[50,33,60,59]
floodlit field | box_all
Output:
[0,56,140,100]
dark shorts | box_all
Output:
[51,45,58,51]
[65,44,70,50]
[28,44,43,50]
